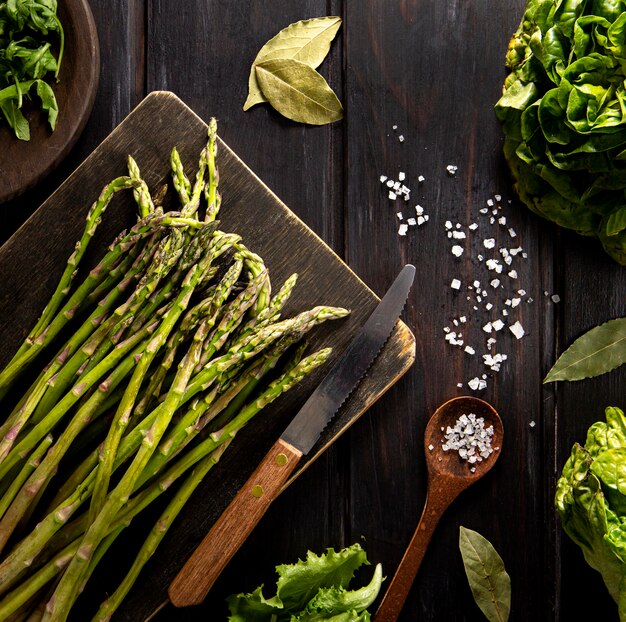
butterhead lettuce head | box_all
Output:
[556,406,626,620]
[495,0,626,264]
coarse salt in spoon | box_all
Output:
[374,396,503,621]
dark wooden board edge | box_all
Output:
[0,0,100,203]
[0,90,415,619]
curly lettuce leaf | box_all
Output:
[276,545,369,612]
[227,544,382,622]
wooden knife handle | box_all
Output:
[168,438,302,607]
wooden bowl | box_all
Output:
[0,0,100,203]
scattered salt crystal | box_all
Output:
[386,179,394,188]
[510,298,521,308]
[392,124,398,130]
[417,216,426,225]
[451,278,461,290]
[468,377,481,391]
[517,289,526,296]
[446,164,458,175]
[398,224,408,236]
[428,443,435,450]
[498,216,507,225]
[451,245,464,257]
[551,294,560,303]
[398,135,405,142]
[482,322,493,333]
[469,223,478,230]
[452,231,466,239]
[460,316,467,323]
[479,208,489,214]
[396,212,403,220]
[445,220,453,230]
[380,175,388,183]
[415,205,424,215]
[529,421,536,428]
[490,279,500,288]
[485,302,493,311]
[407,217,416,226]
[508,270,518,279]
[483,238,496,249]
[492,319,504,331]
[464,345,475,355]
[495,194,502,201]
[510,321,525,339]
[487,199,494,207]
[398,171,406,181]
[389,191,397,200]
[418,175,425,182]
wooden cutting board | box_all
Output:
[0,91,415,620]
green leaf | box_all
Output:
[276,545,368,612]
[459,527,511,622]
[255,58,343,125]
[299,564,383,617]
[606,207,626,236]
[226,544,379,622]
[226,586,284,622]
[36,78,57,129]
[544,316,626,382]
[591,448,626,494]
[0,98,29,140]
[243,16,342,111]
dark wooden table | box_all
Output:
[2,1,625,620]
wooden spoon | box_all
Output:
[374,396,503,622]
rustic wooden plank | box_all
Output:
[0,92,414,620]
[555,235,626,621]
[146,0,344,251]
[342,1,558,620]
[144,4,350,620]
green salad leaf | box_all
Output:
[227,544,383,622]
[556,406,626,619]
[0,0,64,139]
[495,0,626,264]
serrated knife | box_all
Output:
[167,264,415,608]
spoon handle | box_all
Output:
[374,487,456,622]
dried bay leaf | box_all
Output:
[255,59,343,125]
[243,16,342,111]
[459,527,510,622]
[544,316,626,382]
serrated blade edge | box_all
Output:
[281,264,415,455]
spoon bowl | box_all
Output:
[375,396,503,622]
[424,396,503,482]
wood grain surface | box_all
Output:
[1,2,625,621]
[0,0,100,203]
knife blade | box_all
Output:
[167,264,415,608]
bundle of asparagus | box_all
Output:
[0,119,348,621]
